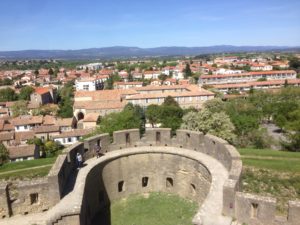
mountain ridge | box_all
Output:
[0,45,299,60]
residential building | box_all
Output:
[114,81,143,89]
[199,70,297,85]
[53,129,93,145]
[126,85,214,109]
[11,115,43,132]
[7,144,39,162]
[75,77,105,91]
[213,79,300,94]
[30,87,57,105]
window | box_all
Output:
[83,84,89,91]
[118,181,124,192]
[251,203,259,218]
[166,177,173,188]
[30,193,39,205]
[156,132,161,143]
[68,137,72,142]
[125,133,130,145]
[142,177,149,187]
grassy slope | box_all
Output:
[239,148,300,214]
[0,157,57,180]
[111,192,197,225]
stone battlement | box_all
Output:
[0,128,299,225]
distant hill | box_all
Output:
[0,45,299,60]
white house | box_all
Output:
[53,129,92,145]
[75,77,105,91]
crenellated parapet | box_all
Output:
[0,128,299,225]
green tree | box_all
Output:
[0,143,9,165]
[0,88,17,102]
[11,100,29,117]
[44,141,63,156]
[48,68,54,75]
[146,104,161,127]
[99,108,142,136]
[19,86,35,100]
[181,108,236,143]
[57,81,74,118]
[203,98,226,113]
[184,64,192,78]
[162,96,180,107]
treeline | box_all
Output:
[90,87,300,152]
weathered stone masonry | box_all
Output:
[0,128,299,225]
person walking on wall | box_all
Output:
[76,152,83,168]
[94,143,101,158]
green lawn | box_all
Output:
[0,157,57,180]
[111,192,198,225]
[238,148,300,214]
[239,148,300,159]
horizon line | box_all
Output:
[1,45,300,52]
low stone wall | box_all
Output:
[235,192,300,225]
[0,183,10,219]
[0,178,50,218]
[1,128,299,225]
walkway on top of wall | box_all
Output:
[0,146,233,225]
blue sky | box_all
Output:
[0,0,299,50]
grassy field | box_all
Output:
[239,148,300,214]
[110,192,198,225]
[0,157,57,180]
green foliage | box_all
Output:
[183,63,192,78]
[162,96,180,107]
[99,105,143,136]
[159,105,183,131]
[289,57,300,69]
[0,88,17,102]
[203,98,225,113]
[18,86,34,100]
[257,77,267,81]
[11,100,29,117]
[0,144,9,165]
[0,78,13,86]
[44,141,63,156]
[181,108,236,143]
[145,104,161,127]
[57,81,74,118]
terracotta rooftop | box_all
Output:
[34,87,51,95]
[11,115,43,126]
[200,70,296,79]
[83,113,100,122]
[15,131,35,143]
[33,125,60,133]
[75,89,138,101]
[0,132,14,141]
[53,129,93,138]
[74,101,125,110]
[8,144,36,159]
[56,118,73,127]
[213,79,300,89]
[43,115,56,125]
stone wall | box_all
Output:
[47,142,84,206]
[235,192,300,225]
[0,178,50,218]
[1,128,300,225]
[82,152,212,225]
